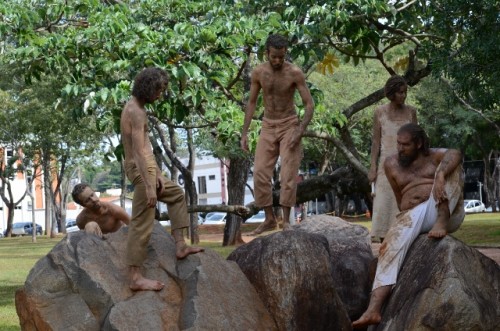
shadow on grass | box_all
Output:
[0,284,23,307]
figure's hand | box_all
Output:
[288,129,302,149]
[241,134,249,152]
[156,175,165,193]
[368,167,377,183]
[433,173,447,203]
[145,185,157,208]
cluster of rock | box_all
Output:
[16,215,500,330]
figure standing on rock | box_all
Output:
[121,67,204,291]
[368,75,418,242]
[241,34,315,235]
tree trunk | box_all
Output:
[492,152,500,212]
[223,156,251,246]
[0,179,14,237]
[41,153,52,236]
[483,151,495,208]
[120,159,126,208]
[185,128,200,244]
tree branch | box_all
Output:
[302,131,368,175]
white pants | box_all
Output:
[372,165,464,290]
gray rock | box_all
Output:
[16,223,275,331]
[228,230,352,331]
[294,215,374,320]
[373,235,500,331]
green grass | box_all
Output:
[1,213,498,330]
[453,213,500,246]
[0,236,61,331]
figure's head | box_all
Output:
[384,75,408,104]
[396,123,430,167]
[132,67,169,103]
[72,183,100,209]
[265,34,288,70]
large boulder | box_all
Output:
[294,215,374,320]
[373,235,500,331]
[228,230,352,331]
[16,223,276,331]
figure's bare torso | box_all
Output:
[254,62,300,120]
[387,150,441,211]
[120,97,154,163]
[78,203,124,234]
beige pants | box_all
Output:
[125,156,189,266]
[253,115,302,208]
[373,165,464,290]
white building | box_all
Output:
[0,151,255,233]
[179,155,255,205]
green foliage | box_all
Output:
[423,0,500,112]
[1,0,498,196]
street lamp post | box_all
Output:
[478,181,483,202]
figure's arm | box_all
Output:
[295,69,315,135]
[433,148,462,203]
[76,212,89,230]
[368,108,382,183]
[241,69,261,152]
[410,106,418,123]
[384,156,402,210]
[109,204,131,226]
[129,109,157,207]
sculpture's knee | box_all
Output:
[84,222,103,237]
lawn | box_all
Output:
[1,213,499,330]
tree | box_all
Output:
[0,64,106,235]
[2,0,499,245]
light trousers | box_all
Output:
[373,165,464,290]
[253,115,303,208]
[125,156,189,266]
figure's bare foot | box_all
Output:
[352,311,382,329]
[282,221,291,231]
[428,223,447,238]
[176,242,204,260]
[130,276,164,291]
[245,219,277,236]
[429,202,449,239]
[129,267,164,291]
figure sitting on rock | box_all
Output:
[353,123,465,328]
[72,183,131,237]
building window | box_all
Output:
[198,176,207,194]
[209,175,216,180]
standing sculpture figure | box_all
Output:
[241,34,315,235]
[121,67,204,291]
[368,75,417,241]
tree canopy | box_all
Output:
[1,0,499,227]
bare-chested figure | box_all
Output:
[71,183,130,237]
[241,34,314,235]
[121,67,203,291]
[368,75,417,242]
[353,123,464,328]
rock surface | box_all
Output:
[294,215,374,320]
[228,230,353,331]
[372,235,500,331]
[16,223,275,331]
